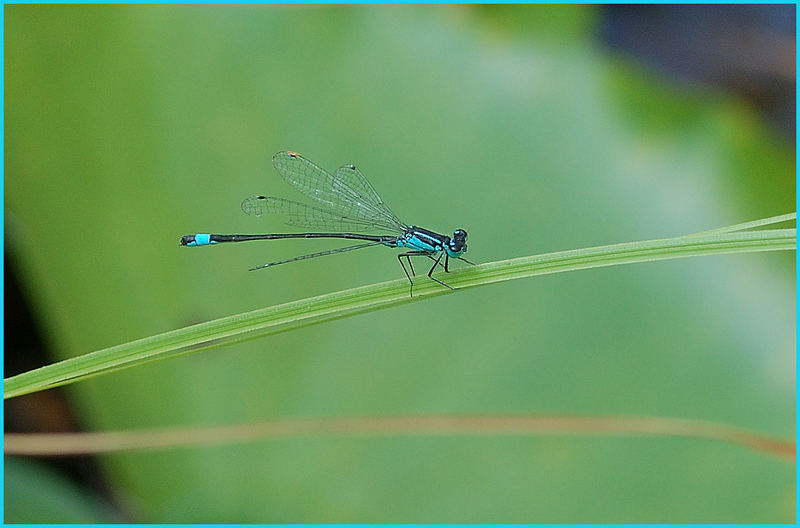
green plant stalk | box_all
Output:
[4,225,795,399]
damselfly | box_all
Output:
[180,151,473,295]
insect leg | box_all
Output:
[427,253,454,290]
[397,251,429,297]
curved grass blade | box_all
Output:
[686,212,796,236]
[4,222,795,399]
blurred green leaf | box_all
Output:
[5,5,794,523]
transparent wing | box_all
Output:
[332,163,405,228]
[241,195,402,234]
[271,151,407,232]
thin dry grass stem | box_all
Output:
[5,414,794,461]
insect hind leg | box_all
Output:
[397,251,429,297]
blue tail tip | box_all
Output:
[181,234,213,247]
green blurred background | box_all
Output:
[4,4,795,523]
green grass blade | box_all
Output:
[686,212,796,236]
[4,223,795,399]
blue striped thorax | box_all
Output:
[391,226,468,257]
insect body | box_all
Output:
[181,151,472,296]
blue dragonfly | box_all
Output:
[181,151,473,296]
